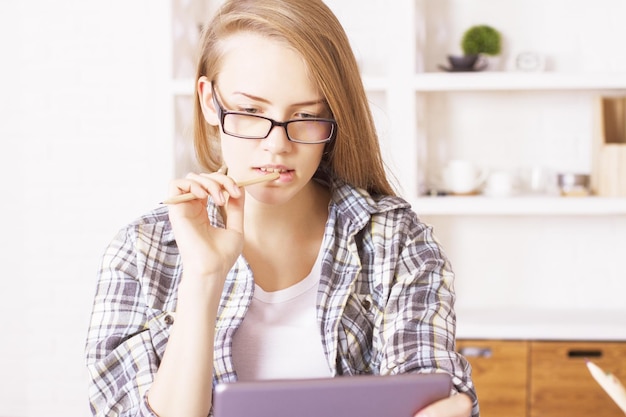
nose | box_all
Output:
[262,123,292,154]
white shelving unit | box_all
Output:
[169,0,626,339]
[363,0,626,338]
[412,72,626,92]
[413,196,626,216]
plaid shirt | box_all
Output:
[85,178,479,417]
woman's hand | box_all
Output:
[166,170,245,280]
[150,171,246,417]
[414,392,473,417]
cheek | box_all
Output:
[296,146,326,181]
[303,147,325,172]
[219,137,236,162]
[219,136,260,176]
[219,137,244,170]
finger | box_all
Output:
[414,392,472,417]
[224,190,245,235]
[185,172,235,205]
[194,172,242,200]
[168,177,209,201]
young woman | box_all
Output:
[85,1,479,416]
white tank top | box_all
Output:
[231,248,331,381]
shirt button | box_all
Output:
[164,314,175,325]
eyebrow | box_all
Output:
[232,91,327,107]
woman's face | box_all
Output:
[199,32,329,206]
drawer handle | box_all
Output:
[459,347,492,358]
[567,349,603,358]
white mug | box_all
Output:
[442,160,486,194]
[519,166,553,194]
[483,171,517,197]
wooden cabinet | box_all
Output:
[529,341,626,417]
[459,339,626,417]
[458,340,528,417]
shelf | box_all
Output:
[170,72,626,96]
[410,196,626,216]
[413,72,626,92]
[456,308,626,341]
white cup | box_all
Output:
[483,171,517,197]
[519,166,553,194]
[442,160,486,194]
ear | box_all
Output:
[197,76,220,126]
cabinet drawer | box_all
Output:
[457,339,528,417]
[529,341,626,417]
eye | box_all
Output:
[238,106,260,115]
[294,112,319,119]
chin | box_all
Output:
[245,183,305,207]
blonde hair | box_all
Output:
[193,0,396,196]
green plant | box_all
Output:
[461,25,501,56]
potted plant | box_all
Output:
[446,24,502,71]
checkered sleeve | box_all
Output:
[85,225,161,417]
[379,210,479,417]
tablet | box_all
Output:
[213,372,452,417]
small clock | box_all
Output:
[515,51,545,72]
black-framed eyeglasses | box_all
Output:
[211,83,337,144]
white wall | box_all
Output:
[0,1,171,415]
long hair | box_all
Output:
[193,0,396,196]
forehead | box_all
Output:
[215,32,320,102]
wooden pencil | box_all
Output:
[161,172,280,205]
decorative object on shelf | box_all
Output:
[461,24,502,56]
[514,51,546,72]
[439,55,488,72]
[557,173,591,197]
[518,165,555,195]
[482,170,519,198]
[441,159,487,195]
[592,96,626,197]
[440,24,502,72]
